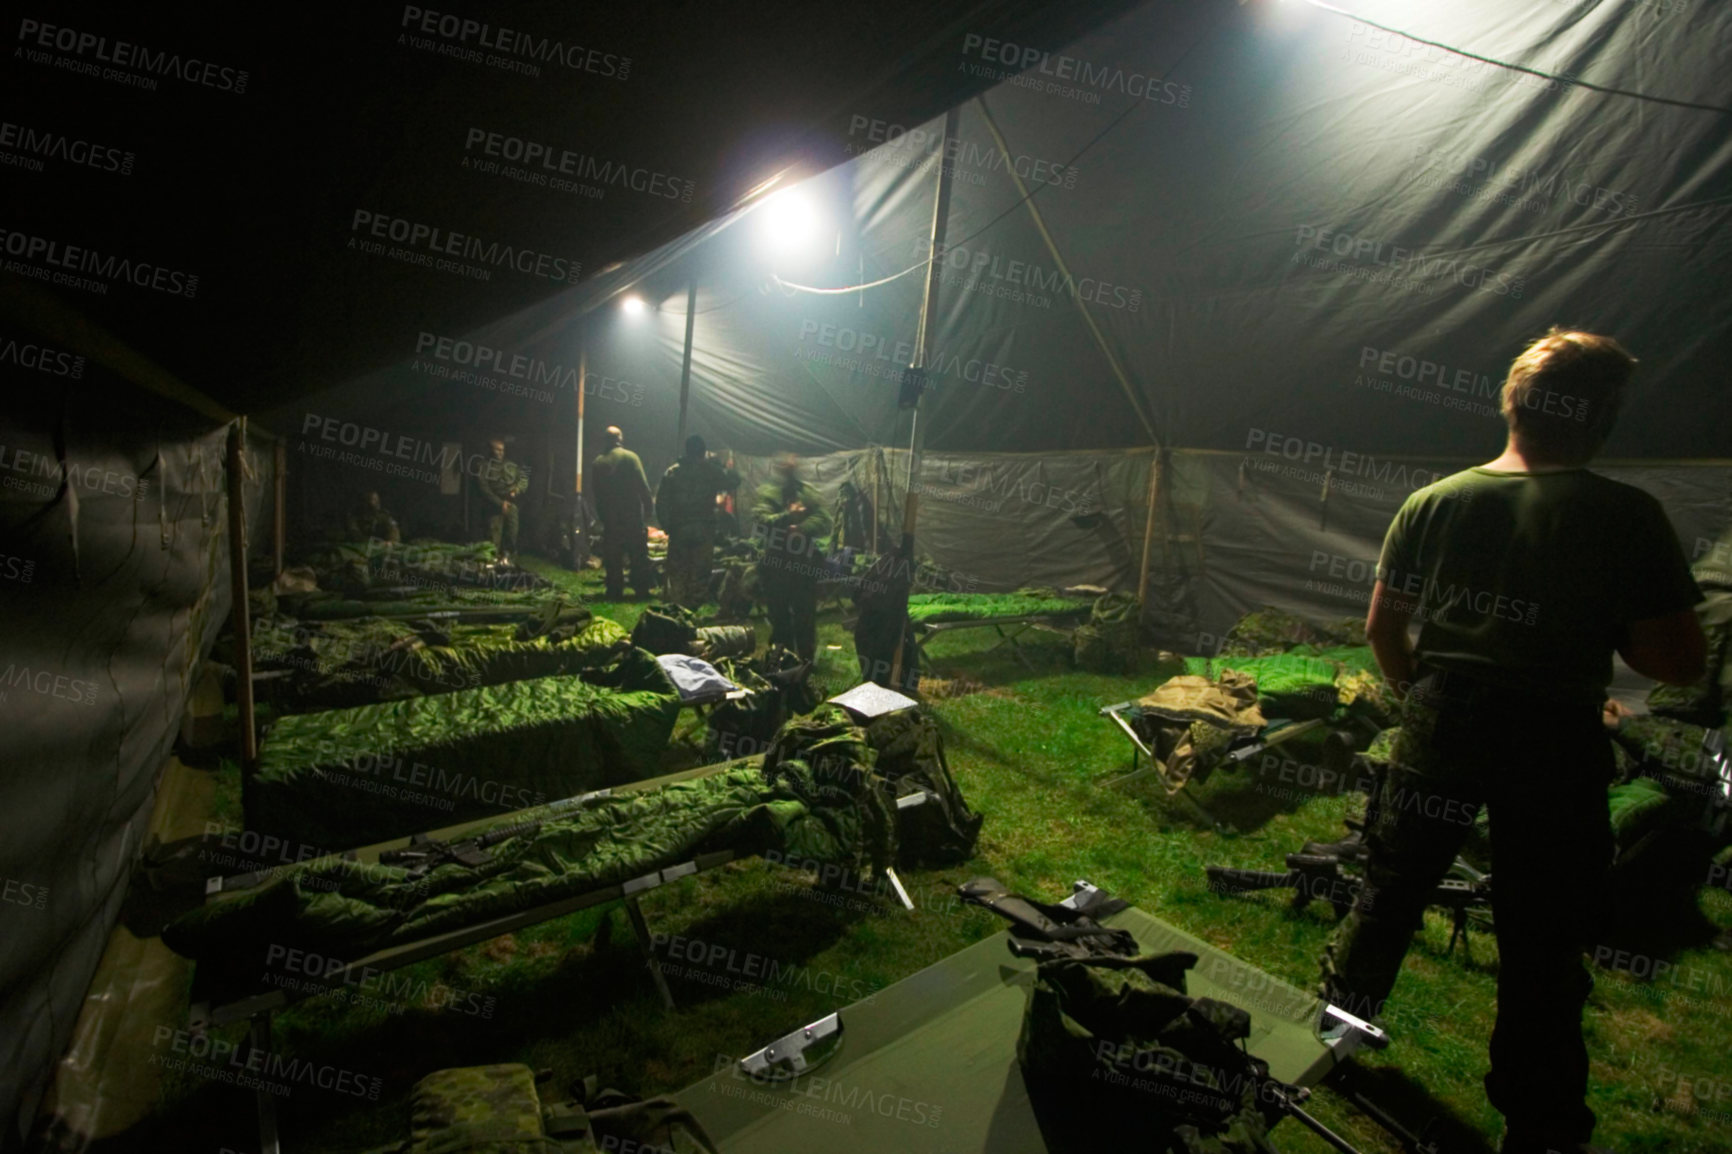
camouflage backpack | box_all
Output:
[1018,953,1279,1154]
[865,708,984,866]
[631,603,700,654]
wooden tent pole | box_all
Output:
[226,420,258,772]
[272,439,286,580]
[1136,447,1163,611]
[889,105,959,688]
[674,275,698,456]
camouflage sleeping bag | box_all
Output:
[1181,650,1391,725]
[254,614,631,712]
[245,648,680,850]
[168,713,895,983]
[903,588,1093,625]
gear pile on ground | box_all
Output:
[1018,950,1279,1154]
[1074,593,1144,673]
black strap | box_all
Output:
[958,878,1136,953]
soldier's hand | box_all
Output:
[788,501,807,514]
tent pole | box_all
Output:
[226,420,258,773]
[890,105,959,689]
[1136,447,1163,612]
[675,274,698,457]
[573,322,589,568]
[272,439,285,580]
[972,97,1160,447]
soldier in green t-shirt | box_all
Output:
[589,426,655,599]
[1319,329,1705,1154]
[654,435,739,609]
[475,437,528,562]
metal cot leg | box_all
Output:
[625,894,677,1011]
[250,1011,281,1154]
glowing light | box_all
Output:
[760,187,820,254]
[621,295,646,316]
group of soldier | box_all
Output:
[345,424,909,682]
[581,426,841,666]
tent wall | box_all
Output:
[0,385,272,1147]
[744,445,1730,659]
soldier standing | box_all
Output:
[753,457,831,661]
[654,435,739,608]
[590,425,655,599]
[475,437,528,562]
[347,490,401,543]
[1318,330,1705,1154]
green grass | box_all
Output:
[142,569,1732,1154]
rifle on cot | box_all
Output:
[1206,854,1493,954]
[379,819,542,876]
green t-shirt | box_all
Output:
[1378,466,1701,705]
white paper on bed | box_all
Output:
[828,682,919,720]
[655,654,742,702]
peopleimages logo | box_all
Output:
[912,238,1143,312]
[793,320,1029,392]
[0,120,134,176]
[0,334,85,378]
[462,127,694,202]
[1243,429,1447,492]
[0,229,198,298]
[349,210,581,284]
[16,18,250,94]
[413,331,645,406]
[844,115,1078,190]
[958,34,1191,108]
[1409,143,1639,219]
[1292,225,1525,300]
[397,6,630,80]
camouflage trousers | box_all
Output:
[487,503,519,556]
[664,530,714,609]
[1319,669,1613,1147]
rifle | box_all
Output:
[1206,853,1492,955]
[379,819,542,877]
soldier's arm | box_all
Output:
[475,472,505,508]
[797,496,833,542]
[654,468,673,526]
[1366,579,1417,698]
[632,456,654,519]
[1619,610,1706,685]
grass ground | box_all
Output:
[127,558,1732,1154]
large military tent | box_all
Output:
[3,0,1729,1146]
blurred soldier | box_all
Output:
[590,425,655,599]
[475,437,528,562]
[347,490,401,543]
[754,456,831,661]
[655,435,739,608]
[1318,329,1705,1154]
